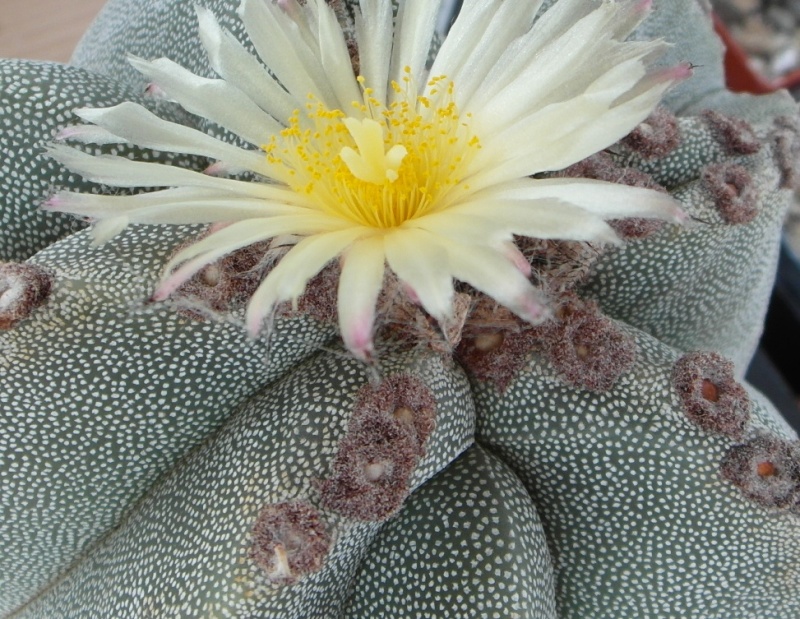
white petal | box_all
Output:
[239,0,336,107]
[317,0,362,111]
[90,217,130,245]
[275,0,320,50]
[466,73,674,188]
[437,236,549,325]
[444,0,541,109]
[74,103,274,178]
[384,228,453,323]
[56,124,127,145]
[45,145,304,201]
[415,201,620,245]
[195,5,296,123]
[128,56,282,146]
[427,0,502,79]
[44,188,313,225]
[464,178,686,223]
[337,235,387,362]
[389,0,443,96]
[245,226,372,335]
[466,0,597,111]
[355,0,394,103]
[470,6,646,133]
[155,213,348,300]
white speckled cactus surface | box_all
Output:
[2,0,800,617]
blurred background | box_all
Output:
[1,0,799,430]
[0,0,106,62]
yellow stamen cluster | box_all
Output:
[263,71,481,229]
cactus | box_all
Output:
[1,0,799,618]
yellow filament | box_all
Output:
[263,71,481,229]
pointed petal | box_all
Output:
[463,178,686,223]
[389,0,443,95]
[74,103,275,178]
[467,0,657,117]
[355,0,394,103]
[45,145,303,201]
[415,201,620,245]
[337,235,386,362]
[466,73,674,189]
[317,0,362,111]
[239,0,336,107]
[245,226,371,335]
[432,0,541,109]
[128,56,283,146]
[44,189,313,225]
[384,228,453,324]
[155,213,348,300]
[195,5,296,123]
[437,236,549,325]
[427,0,504,82]
[90,217,130,245]
[56,124,127,145]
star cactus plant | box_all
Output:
[1,0,799,617]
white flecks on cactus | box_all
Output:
[0,224,336,613]
[1,0,800,617]
[343,446,559,619]
[583,112,793,371]
[48,0,688,363]
[475,324,800,618]
[13,349,474,618]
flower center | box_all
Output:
[264,71,481,229]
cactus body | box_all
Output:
[1,1,799,618]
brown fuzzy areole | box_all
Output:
[621,106,681,159]
[772,115,800,190]
[0,263,53,329]
[720,434,800,509]
[350,374,437,455]
[290,261,341,324]
[701,110,762,156]
[250,500,331,585]
[607,218,666,240]
[455,295,551,392]
[543,295,637,393]
[318,415,419,521]
[671,351,751,439]
[170,229,277,319]
[368,268,472,354]
[701,162,759,225]
[517,237,605,294]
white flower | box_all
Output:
[46,0,688,362]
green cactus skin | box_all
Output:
[0,60,208,262]
[584,108,795,371]
[0,223,339,612]
[475,324,800,619]
[343,445,558,619]
[12,348,473,618]
[1,1,800,618]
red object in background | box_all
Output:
[713,12,800,93]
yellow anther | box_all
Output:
[264,78,480,229]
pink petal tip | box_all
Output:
[344,317,376,364]
[54,127,79,141]
[204,161,228,176]
[661,62,694,84]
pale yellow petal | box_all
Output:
[337,235,387,362]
